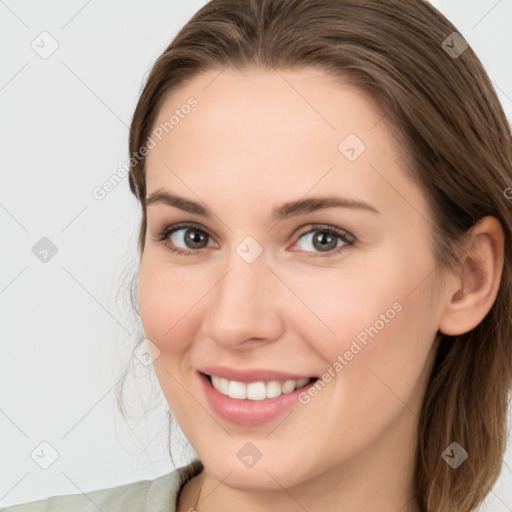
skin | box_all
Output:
[137,67,504,512]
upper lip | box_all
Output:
[198,365,317,383]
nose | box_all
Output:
[200,248,284,350]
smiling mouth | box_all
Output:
[202,372,318,401]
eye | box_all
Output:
[154,222,355,258]
[154,222,217,255]
[290,224,354,257]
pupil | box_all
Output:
[313,232,337,251]
[185,229,207,248]
[182,230,338,251]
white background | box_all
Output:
[1,0,511,509]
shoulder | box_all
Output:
[0,459,204,512]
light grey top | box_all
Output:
[0,458,204,512]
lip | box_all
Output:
[198,365,317,383]
[198,371,318,426]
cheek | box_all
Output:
[331,286,437,448]
[289,244,439,398]
[138,257,205,416]
[306,257,439,430]
[138,256,200,355]
[139,233,439,363]
[286,266,439,463]
[278,257,410,364]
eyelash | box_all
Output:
[154,222,355,258]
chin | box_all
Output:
[200,452,305,491]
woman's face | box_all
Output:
[138,67,450,494]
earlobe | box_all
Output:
[438,216,504,336]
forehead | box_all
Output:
[148,66,387,155]
[144,67,425,220]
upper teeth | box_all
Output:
[210,376,311,400]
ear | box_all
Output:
[439,216,504,336]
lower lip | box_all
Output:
[198,372,318,426]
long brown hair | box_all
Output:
[123,1,512,510]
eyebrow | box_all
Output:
[145,189,380,222]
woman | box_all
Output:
[3,0,511,511]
